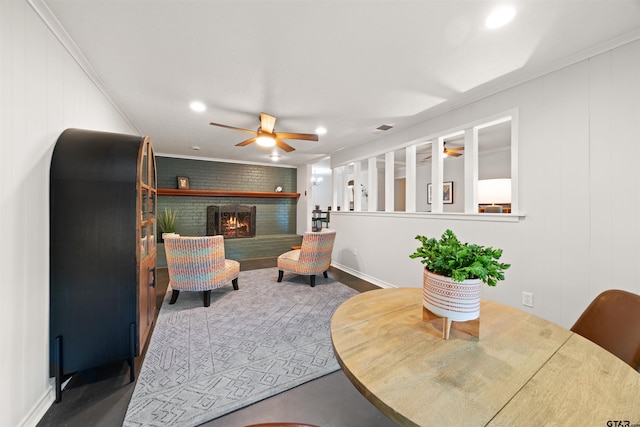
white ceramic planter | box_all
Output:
[423,269,482,322]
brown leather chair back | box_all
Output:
[570,289,640,370]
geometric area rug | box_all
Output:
[123,267,358,427]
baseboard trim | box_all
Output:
[330,262,397,289]
[18,385,55,427]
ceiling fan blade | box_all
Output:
[447,147,464,152]
[210,122,256,134]
[260,113,277,134]
[446,151,463,157]
[275,138,295,152]
[235,137,257,147]
[275,132,319,141]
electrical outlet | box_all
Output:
[522,291,534,308]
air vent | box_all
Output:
[376,124,393,131]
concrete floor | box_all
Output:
[37,259,399,427]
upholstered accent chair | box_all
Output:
[570,289,640,370]
[164,235,239,306]
[277,230,336,287]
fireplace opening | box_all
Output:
[207,205,256,238]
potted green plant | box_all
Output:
[158,208,178,241]
[409,229,510,323]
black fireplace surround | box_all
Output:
[207,205,256,238]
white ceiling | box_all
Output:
[40,0,640,167]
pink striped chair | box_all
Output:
[277,230,336,287]
[164,235,239,306]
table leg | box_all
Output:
[422,306,480,340]
[443,317,452,340]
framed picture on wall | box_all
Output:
[177,176,190,190]
[427,181,454,204]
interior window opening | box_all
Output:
[477,119,512,214]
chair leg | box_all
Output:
[323,271,328,278]
[277,270,284,282]
[310,275,316,287]
[169,290,180,304]
[203,290,211,307]
[232,278,239,290]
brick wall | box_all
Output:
[155,156,301,262]
[156,156,298,236]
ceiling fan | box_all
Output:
[209,112,318,152]
[422,143,464,161]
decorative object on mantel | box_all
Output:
[409,229,510,339]
[177,176,189,189]
[275,185,283,192]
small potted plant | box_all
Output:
[158,208,178,242]
[409,229,510,323]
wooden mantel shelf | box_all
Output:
[158,188,300,199]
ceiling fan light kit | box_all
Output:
[256,134,276,147]
[210,112,319,153]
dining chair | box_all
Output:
[277,230,336,287]
[320,208,330,228]
[570,289,640,370]
[164,235,239,306]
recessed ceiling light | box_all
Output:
[191,146,200,151]
[315,127,327,135]
[377,124,393,131]
[269,153,280,161]
[189,101,206,112]
[485,6,516,29]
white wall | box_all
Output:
[1,1,135,425]
[330,39,640,329]
[311,178,332,211]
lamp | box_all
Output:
[256,135,276,147]
[478,179,511,213]
[256,128,276,147]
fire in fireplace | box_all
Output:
[207,205,256,238]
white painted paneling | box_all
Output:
[558,60,591,327]
[1,1,134,425]
[330,40,640,330]
[537,69,565,323]
[609,41,640,302]
[588,51,614,301]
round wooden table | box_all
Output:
[330,288,640,426]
